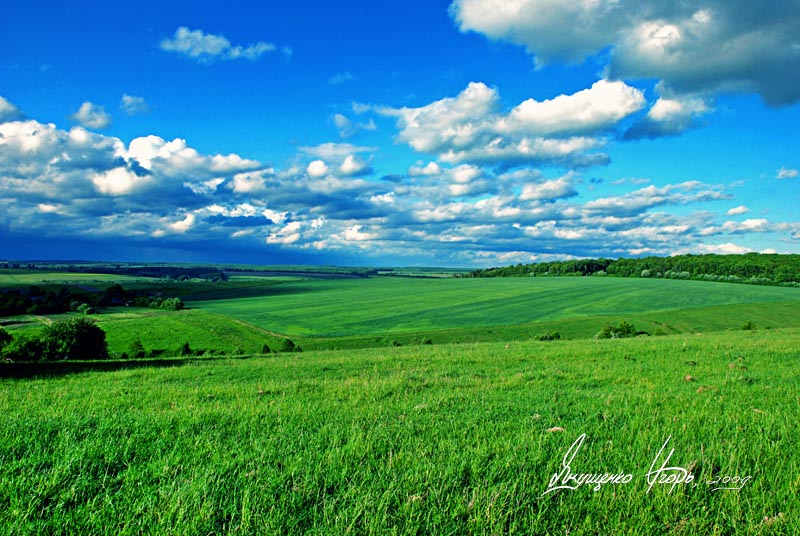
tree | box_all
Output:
[0,327,11,351]
[129,339,146,359]
[41,317,109,360]
[2,335,45,362]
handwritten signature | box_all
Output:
[542,434,752,497]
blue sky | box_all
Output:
[1,0,799,267]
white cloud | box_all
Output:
[92,167,145,196]
[160,27,278,63]
[333,113,376,138]
[120,94,150,115]
[377,80,640,167]
[520,174,578,202]
[625,84,712,139]
[451,0,800,106]
[71,102,112,129]
[726,205,749,216]
[300,142,374,160]
[409,162,442,176]
[342,225,378,241]
[777,167,798,180]
[169,213,196,233]
[306,160,329,178]
[721,218,770,233]
[696,243,752,255]
[0,96,25,122]
[267,221,302,244]
[584,181,730,217]
[498,80,645,136]
[339,155,370,177]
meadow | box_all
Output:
[1,268,799,533]
[1,328,797,534]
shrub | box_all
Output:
[178,342,192,356]
[535,332,562,341]
[76,303,95,315]
[160,297,184,311]
[595,320,638,340]
[40,317,109,360]
[261,343,271,354]
[1,334,45,361]
[741,321,757,331]
[0,327,11,350]
[129,339,146,359]
[279,338,297,353]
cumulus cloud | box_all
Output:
[409,161,442,176]
[120,94,150,115]
[160,27,278,63]
[0,96,25,122]
[339,155,372,177]
[70,102,112,129]
[726,205,749,216]
[451,0,800,106]
[376,79,642,167]
[519,174,578,202]
[306,160,329,178]
[2,105,798,265]
[625,84,712,139]
[777,167,798,180]
[584,181,730,217]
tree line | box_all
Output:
[471,253,800,286]
[0,284,183,317]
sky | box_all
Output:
[1,0,799,267]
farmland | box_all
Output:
[1,267,799,533]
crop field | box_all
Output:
[1,328,798,534]
[0,270,151,287]
[187,276,800,348]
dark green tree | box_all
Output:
[41,317,109,360]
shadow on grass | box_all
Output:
[0,358,210,379]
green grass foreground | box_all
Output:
[1,329,798,534]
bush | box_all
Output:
[261,343,271,354]
[1,334,45,362]
[0,327,11,350]
[535,332,562,341]
[279,338,297,353]
[160,297,184,311]
[129,339,146,359]
[741,321,757,331]
[178,342,192,356]
[76,303,95,315]
[596,320,638,340]
[40,317,109,360]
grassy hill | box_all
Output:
[187,276,800,349]
[1,329,797,534]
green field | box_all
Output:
[5,272,800,354]
[2,269,800,533]
[187,276,800,348]
[0,270,152,287]
[1,329,797,534]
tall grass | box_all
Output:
[1,329,797,534]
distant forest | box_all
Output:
[471,253,800,287]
